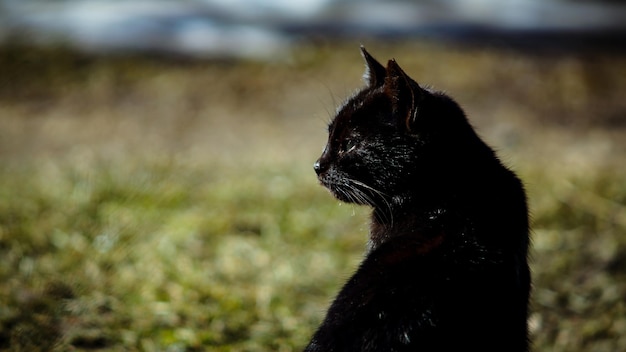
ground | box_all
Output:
[0,41,625,351]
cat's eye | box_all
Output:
[342,139,357,153]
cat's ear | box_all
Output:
[384,59,423,132]
[360,46,386,87]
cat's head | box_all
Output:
[314,47,473,208]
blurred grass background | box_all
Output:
[0,41,625,351]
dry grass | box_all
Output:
[0,41,625,351]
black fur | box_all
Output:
[307,47,531,351]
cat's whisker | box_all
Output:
[339,179,394,227]
[337,185,360,205]
[346,179,394,226]
[345,185,367,207]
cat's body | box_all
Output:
[306,48,530,351]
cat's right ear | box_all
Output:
[360,46,386,87]
[384,59,422,133]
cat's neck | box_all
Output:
[366,166,525,254]
[365,165,489,252]
[367,201,450,253]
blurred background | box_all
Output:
[1,0,625,351]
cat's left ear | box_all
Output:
[360,46,386,87]
[384,59,423,132]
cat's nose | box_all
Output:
[314,159,325,176]
[313,160,322,175]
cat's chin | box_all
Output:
[323,183,374,206]
[330,189,365,205]
[318,171,379,206]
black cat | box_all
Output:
[306,47,530,351]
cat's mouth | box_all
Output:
[326,182,362,204]
[319,172,381,206]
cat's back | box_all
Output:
[305,229,529,352]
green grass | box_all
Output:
[0,157,369,350]
[1,42,625,351]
